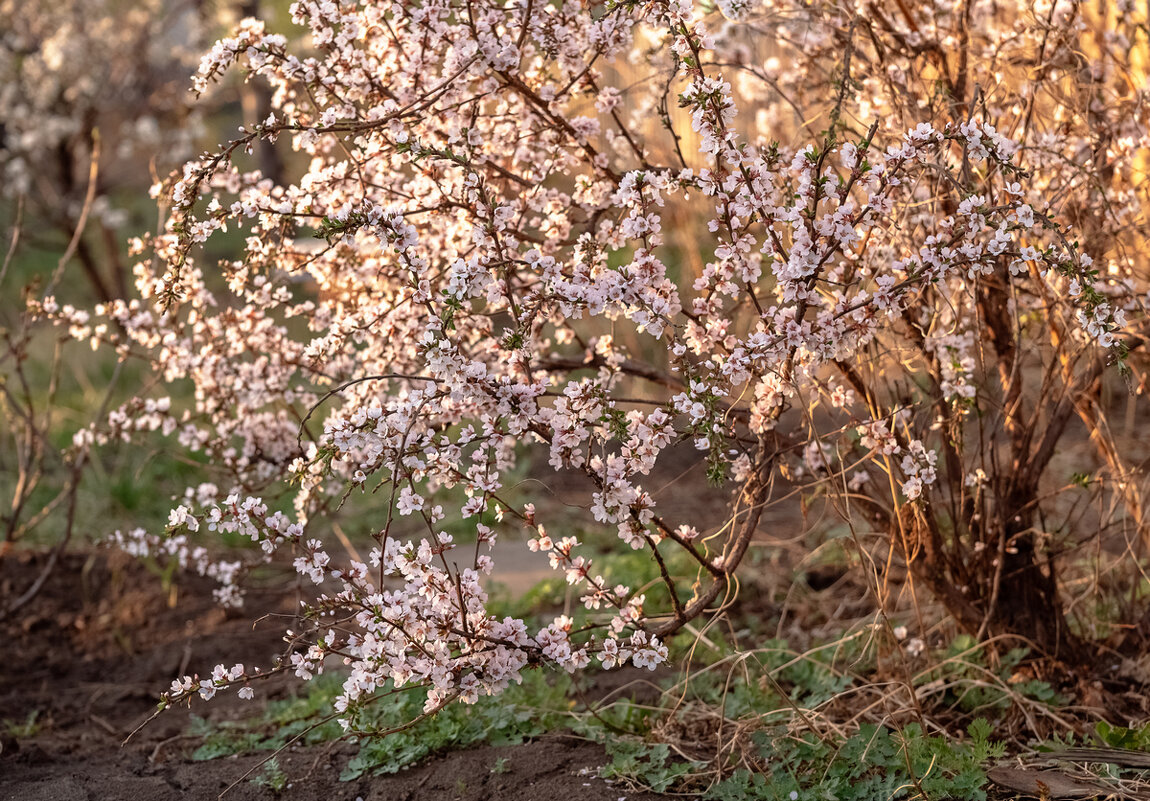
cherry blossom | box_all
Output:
[38,0,1149,722]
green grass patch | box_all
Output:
[186,668,578,782]
[704,719,1002,801]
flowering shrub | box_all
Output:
[0,0,231,615]
[0,0,215,300]
[36,0,1150,730]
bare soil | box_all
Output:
[0,550,670,801]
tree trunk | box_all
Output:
[903,498,1085,663]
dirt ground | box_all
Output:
[0,550,669,801]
